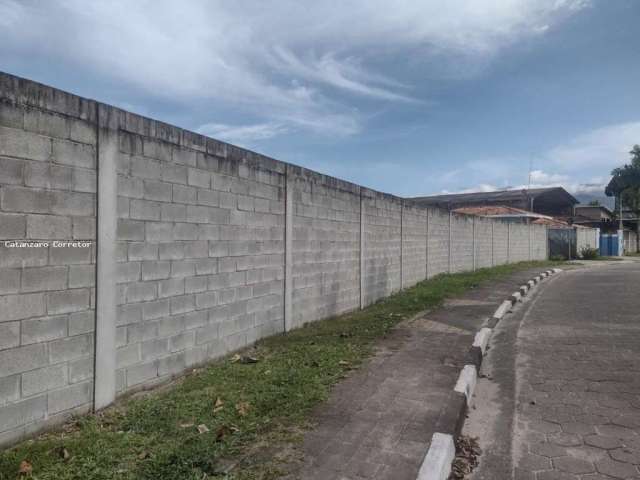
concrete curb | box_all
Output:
[416,268,562,479]
[417,433,456,480]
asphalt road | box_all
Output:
[466,260,640,479]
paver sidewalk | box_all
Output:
[469,261,640,480]
[286,269,545,480]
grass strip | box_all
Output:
[0,261,559,480]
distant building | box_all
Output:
[572,204,615,231]
[452,205,571,227]
[409,187,578,218]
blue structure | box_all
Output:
[599,233,621,256]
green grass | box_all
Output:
[0,261,560,480]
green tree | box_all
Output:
[605,145,640,213]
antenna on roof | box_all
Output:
[527,155,533,191]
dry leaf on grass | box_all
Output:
[58,447,70,461]
[18,460,32,476]
[235,402,250,417]
[214,397,224,413]
[197,424,210,434]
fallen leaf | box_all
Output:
[138,451,149,460]
[230,354,242,363]
[18,460,32,476]
[240,355,258,364]
[179,423,194,428]
[213,397,224,413]
[338,360,350,366]
[236,402,250,417]
[197,424,210,434]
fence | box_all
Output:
[0,72,548,446]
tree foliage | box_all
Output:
[605,145,640,213]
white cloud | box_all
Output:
[0,0,589,136]
[548,121,640,170]
[197,122,288,144]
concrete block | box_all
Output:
[0,126,51,162]
[173,148,197,167]
[195,291,217,309]
[168,331,195,352]
[159,242,184,260]
[116,262,141,283]
[47,381,92,414]
[0,102,24,129]
[68,356,94,383]
[173,223,198,240]
[0,343,48,378]
[160,203,187,222]
[184,241,207,259]
[49,334,93,363]
[145,222,173,242]
[0,375,20,405]
[22,266,68,292]
[185,276,207,294]
[126,361,158,387]
[69,118,96,144]
[1,186,52,213]
[187,168,210,188]
[117,219,145,241]
[0,321,20,350]
[158,352,186,376]
[195,323,219,345]
[416,433,455,480]
[49,243,93,265]
[195,258,218,275]
[0,157,24,185]
[0,292,46,321]
[24,162,73,190]
[52,139,95,169]
[21,364,67,397]
[171,260,196,277]
[116,344,140,368]
[23,109,68,139]
[186,205,209,223]
[46,289,90,314]
[170,295,195,314]
[0,395,46,433]
[158,278,185,298]
[118,176,144,198]
[141,261,171,281]
[184,310,208,329]
[197,189,219,207]
[0,268,20,295]
[173,184,197,204]
[128,243,158,261]
[454,364,477,401]
[0,213,24,239]
[125,282,157,303]
[68,311,94,335]
[141,338,169,361]
[131,156,161,180]
[26,214,71,240]
[21,315,67,344]
[69,264,96,288]
[117,303,142,326]
[143,180,172,202]
[130,199,161,221]
[161,164,187,184]
[472,327,492,355]
[72,217,96,239]
[209,207,231,225]
[142,299,170,320]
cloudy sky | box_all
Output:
[1,0,639,198]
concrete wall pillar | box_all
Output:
[284,168,293,331]
[94,104,118,410]
[472,217,477,271]
[425,209,430,280]
[359,190,365,309]
[448,211,452,273]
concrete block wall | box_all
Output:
[493,221,510,265]
[0,76,97,446]
[361,189,402,306]
[0,72,549,446]
[450,213,474,273]
[401,203,428,289]
[427,208,450,277]
[289,167,360,328]
[509,223,530,262]
[114,120,286,393]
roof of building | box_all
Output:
[409,187,578,208]
[453,205,571,227]
[575,204,613,215]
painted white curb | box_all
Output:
[454,364,477,400]
[472,327,492,355]
[552,268,563,273]
[492,300,512,320]
[417,433,456,480]
[527,279,535,288]
[519,284,529,295]
[511,291,522,303]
